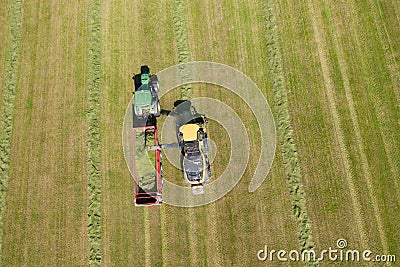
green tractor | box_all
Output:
[132,65,160,119]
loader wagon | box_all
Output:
[132,108,162,206]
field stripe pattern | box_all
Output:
[321,0,389,255]
[330,0,400,255]
[368,0,400,106]
[262,1,316,264]
[306,0,369,249]
[87,0,102,265]
[0,0,395,266]
[272,0,399,260]
[361,0,400,198]
[0,0,22,264]
[1,1,89,265]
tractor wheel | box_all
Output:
[203,138,209,152]
[134,74,141,91]
[197,129,205,140]
[154,101,161,117]
[152,81,159,93]
[146,115,157,127]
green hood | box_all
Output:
[135,90,152,106]
[141,73,150,85]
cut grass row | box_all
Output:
[0,0,22,264]
[262,1,316,264]
[0,0,9,116]
[173,0,192,100]
[87,0,102,265]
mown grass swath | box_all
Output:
[173,0,192,100]
[87,0,102,265]
[0,0,22,264]
[262,1,316,265]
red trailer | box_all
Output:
[132,125,162,206]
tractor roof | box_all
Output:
[134,90,152,106]
[179,124,199,142]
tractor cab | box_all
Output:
[133,65,160,119]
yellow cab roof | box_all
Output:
[179,124,199,141]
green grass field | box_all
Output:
[0,0,399,266]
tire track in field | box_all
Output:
[0,0,22,264]
[205,203,223,266]
[322,1,390,256]
[99,0,110,266]
[143,208,151,266]
[262,2,316,265]
[142,191,151,265]
[159,205,169,267]
[87,0,102,265]
[306,0,369,249]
